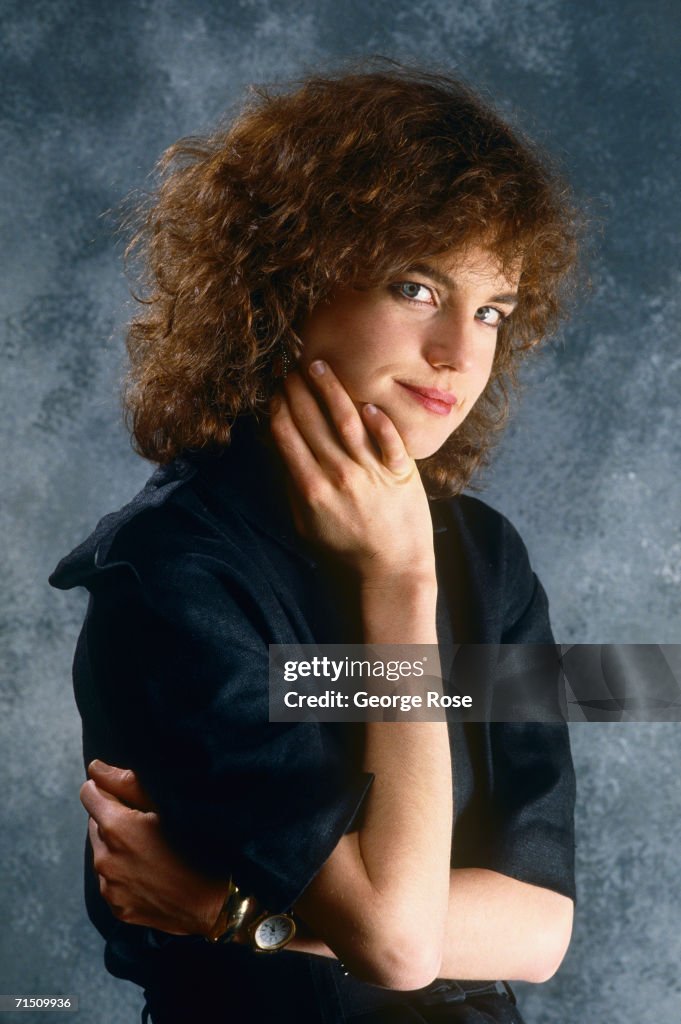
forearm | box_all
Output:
[295,575,453,988]
[439,869,574,983]
[291,868,574,985]
[358,573,451,902]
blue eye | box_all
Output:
[395,282,435,304]
[475,306,507,327]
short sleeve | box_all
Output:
[82,543,373,914]
[483,721,576,901]
[499,513,554,645]
[485,508,577,901]
[491,520,577,897]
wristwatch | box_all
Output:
[206,877,296,953]
[247,909,297,953]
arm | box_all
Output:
[82,765,572,982]
[259,363,453,988]
[291,868,572,983]
[82,361,452,991]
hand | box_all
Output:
[80,761,226,935]
[270,361,436,586]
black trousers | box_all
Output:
[139,944,525,1024]
[142,989,524,1023]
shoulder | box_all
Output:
[50,460,286,667]
[49,456,253,596]
[432,493,553,643]
[443,493,531,564]
[433,491,535,583]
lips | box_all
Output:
[397,381,458,416]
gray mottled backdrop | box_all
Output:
[2,1,680,1022]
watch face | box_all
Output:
[253,913,295,951]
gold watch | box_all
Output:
[206,877,296,953]
[247,909,297,953]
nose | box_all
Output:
[423,313,477,374]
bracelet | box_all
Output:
[205,877,253,944]
[205,878,297,953]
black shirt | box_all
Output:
[50,416,576,1019]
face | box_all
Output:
[297,245,520,460]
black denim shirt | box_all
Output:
[50,417,576,1016]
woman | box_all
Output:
[51,63,579,1023]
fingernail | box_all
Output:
[88,759,111,773]
[364,403,378,415]
[309,360,326,376]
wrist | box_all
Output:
[359,574,438,645]
[358,561,437,593]
[198,881,234,937]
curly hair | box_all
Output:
[124,60,582,497]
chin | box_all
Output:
[379,407,460,461]
[405,433,452,461]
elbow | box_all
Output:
[522,896,574,984]
[343,925,443,991]
[350,942,440,991]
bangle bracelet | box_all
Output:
[206,877,252,944]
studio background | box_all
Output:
[1,1,679,1022]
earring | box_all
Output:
[275,330,302,379]
[279,342,291,379]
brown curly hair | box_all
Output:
[124,60,581,497]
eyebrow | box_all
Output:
[407,262,519,307]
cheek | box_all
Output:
[472,343,498,392]
[446,353,496,433]
[300,316,397,391]
[299,307,367,364]
[478,357,496,393]
[465,364,495,413]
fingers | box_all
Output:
[360,404,412,476]
[82,780,156,917]
[271,359,413,495]
[88,813,110,870]
[270,389,320,498]
[276,372,357,479]
[276,361,387,477]
[87,815,140,923]
[80,777,116,821]
[300,360,411,475]
[301,361,375,466]
[87,805,125,914]
[80,778,145,849]
[87,760,157,812]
